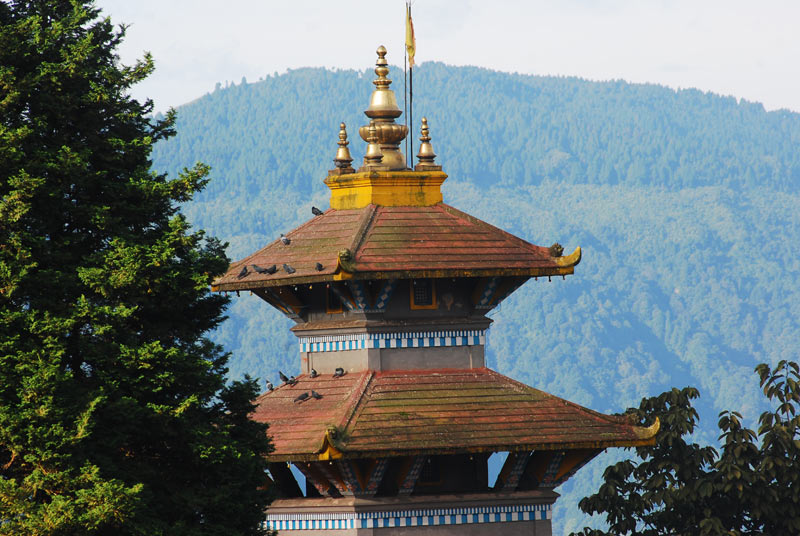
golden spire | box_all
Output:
[333,122,354,173]
[362,120,385,168]
[359,46,408,170]
[415,117,441,171]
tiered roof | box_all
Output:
[212,203,580,292]
[252,368,658,462]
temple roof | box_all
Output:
[252,368,658,462]
[212,203,580,292]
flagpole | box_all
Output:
[408,3,413,168]
[404,21,408,169]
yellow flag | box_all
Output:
[405,4,416,67]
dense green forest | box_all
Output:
[151,64,800,533]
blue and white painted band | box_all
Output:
[264,503,551,530]
[299,330,486,353]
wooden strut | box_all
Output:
[336,459,363,496]
[367,279,397,311]
[346,280,370,310]
[551,449,601,488]
[294,463,341,498]
[317,462,351,496]
[364,458,389,497]
[267,462,303,498]
[472,277,500,309]
[329,282,358,311]
[398,455,426,496]
[254,287,304,321]
[496,451,533,492]
[539,452,566,488]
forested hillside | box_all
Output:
[151,64,800,533]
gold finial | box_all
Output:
[373,45,390,90]
[362,120,384,168]
[359,46,408,170]
[333,122,354,172]
[415,117,442,171]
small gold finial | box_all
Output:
[374,46,390,88]
[333,122,354,172]
[363,120,384,167]
[415,117,442,171]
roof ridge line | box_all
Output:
[337,370,375,437]
[347,204,378,256]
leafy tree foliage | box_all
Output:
[570,361,800,535]
[0,1,271,534]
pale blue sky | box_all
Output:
[97,0,800,113]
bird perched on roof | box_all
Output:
[283,264,296,274]
[288,375,298,386]
[310,368,318,378]
[311,390,323,400]
[294,392,310,403]
[315,262,324,271]
[265,264,278,274]
[237,265,248,278]
[253,264,276,275]
[312,206,323,216]
[266,380,274,391]
[280,233,290,245]
[279,371,290,384]
[333,367,345,378]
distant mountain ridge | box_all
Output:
[151,64,800,534]
[154,63,800,200]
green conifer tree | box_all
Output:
[0,2,271,534]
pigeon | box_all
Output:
[315,262,324,271]
[310,368,318,378]
[253,264,276,275]
[333,367,345,378]
[280,234,290,245]
[312,206,324,216]
[311,390,323,400]
[279,371,290,383]
[266,381,274,391]
[288,375,298,386]
[294,392,310,403]
[283,264,296,274]
[237,265,248,278]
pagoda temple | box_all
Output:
[212,46,658,536]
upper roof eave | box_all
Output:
[211,264,577,292]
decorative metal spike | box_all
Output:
[414,117,443,171]
[416,117,436,165]
[363,120,383,166]
[373,45,390,89]
[334,122,353,170]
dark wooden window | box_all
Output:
[410,279,437,310]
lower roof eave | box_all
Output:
[265,437,655,463]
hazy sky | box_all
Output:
[97,0,800,114]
